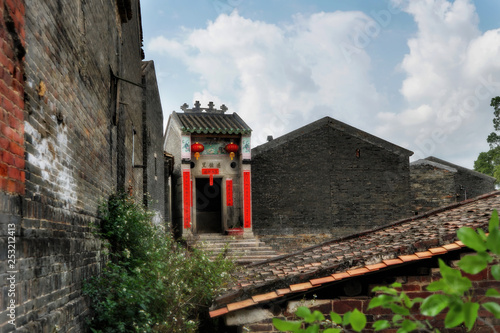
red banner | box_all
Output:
[183,170,191,229]
[202,168,219,186]
[226,179,233,206]
[243,171,251,229]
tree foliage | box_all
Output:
[83,193,236,333]
[475,96,500,183]
[273,210,500,333]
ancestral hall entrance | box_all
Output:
[195,177,222,233]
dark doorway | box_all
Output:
[196,178,222,233]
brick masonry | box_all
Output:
[0,0,164,332]
[411,157,496,214]
[252,117,413,249]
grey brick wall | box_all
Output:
[0,1,163,332]
[410,157,496,214]
[252,118,413,242]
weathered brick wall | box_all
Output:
[0,0,154,332]
[142,60,165,223]
[0,0,25,195]
[410,157,496,214]
[242,258,500,332]
[252,120,412,244]
[410,161,456,214]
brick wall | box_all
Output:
[242,256,500,332]
[252,119,412,248]
[0,0,163,332]
[142,60,165,223]
[0,0,25,195]
[410,161,456,214]
[411,158,496,214]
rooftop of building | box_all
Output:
[252,116,413,158]
[210,190,500,318]
[169,101,252,135]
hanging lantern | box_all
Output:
[191,142,204,160]
[225,142,239,160]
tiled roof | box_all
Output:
[173,111,252,135]
[210,191,500,318]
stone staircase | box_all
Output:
[187,233,280,265]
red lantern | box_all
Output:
[225,142,239,160]
[191,142,204,160]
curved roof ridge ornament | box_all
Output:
[181,101,228,114]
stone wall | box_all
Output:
[252,118,412,245]
[1,0,164,332]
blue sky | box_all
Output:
[141,0,500,169]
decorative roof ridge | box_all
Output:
[245,190,500,269]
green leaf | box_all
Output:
[296,306,312,319]
[389,303,410,316]
[392,314,403,323]
[445,303,464,328]
[489,210,499,233]
[457,227,487,252]
[312,310,325,322]
[342,311,351,327]
[426,280,448,292]
[483,302,500,318]
[486,288,500,297]
[486,227,500,255]
[305,324,319,333]
[420,294,449,316]
[457,254,488,274]
[477,228,488,241]
[273,318,302,332]
[368,294,395,309]
[350,308,367,332]
[401,319,417,332]
[463,302,479,331]
[492,265,500,280]
[323,329,341,333]
[436,259,472,296]
[372,285,398,295]
[373,320,391,331]
[330,312,342,324]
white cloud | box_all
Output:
[377,0,500,166]
[147,10,385,147]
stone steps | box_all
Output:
[187,233,280,265]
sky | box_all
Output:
[140,0,500,169]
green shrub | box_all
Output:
[84,193,235,332]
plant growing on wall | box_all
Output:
[273,210,500,332]
[84,192,236,333]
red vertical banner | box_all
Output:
[183,170,191,229]
[243,171,251,229]
[226,179,233,206]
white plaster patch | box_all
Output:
[225,308,273,326]
[287,299,331,314]
[25,120,77,208]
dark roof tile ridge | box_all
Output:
[246,190,500,269]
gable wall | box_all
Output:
[252,122,412,252]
